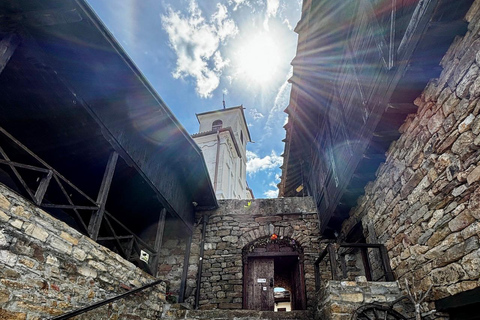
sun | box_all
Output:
[236,33,281,85]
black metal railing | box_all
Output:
[48,279,164,320]
[0,126,159,275]
[315,242,395,291]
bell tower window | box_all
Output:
[212,120,223,131]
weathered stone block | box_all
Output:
[24,223,48,242]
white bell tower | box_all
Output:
[192,106,253,199]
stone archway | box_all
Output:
[242,236,306,311]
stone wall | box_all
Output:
[341,0,480,310]
[316,277,403,320]
[158,236,188,302]
[184,197,321,311]
[0,184,166,319]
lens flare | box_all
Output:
[236,33,281,85]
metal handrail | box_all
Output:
[48,279,164,320]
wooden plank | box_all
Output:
[41,204,97,210]
[436,287,480,311]
[24,8,83,26]
[0,34,19,75]
[88,151,118,240]
[380,245,395,281]
[151,208,167,276]
[360,248,373,281]
[97,235,133,241]
[0,159,49,173]
[314,262,320,291]
[386,103,418,114]
[250,258,274,310]
[328,244,338,280]
[246,251,299,258]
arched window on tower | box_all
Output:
[240,131,244,145]
[212,120,223,131]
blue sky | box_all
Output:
[86,0,302,198]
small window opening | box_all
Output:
[212,120,223,131]
[240,131,244,144]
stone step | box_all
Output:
[162,308,311,320]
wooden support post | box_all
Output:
[380,245,395,281]
[328,244,338,280]
[88,151,118,240]
[178,233,192,303]
[314,262,320,291]
[34,170,53,205]
[360,247,373,281]
[151,208,167,276]
[0,34,20,75]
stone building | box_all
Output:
[2,0,480,319]
[281,0,480,318]
[192,106,253,200]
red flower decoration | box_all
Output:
[270,234,278,240]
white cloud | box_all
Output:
[264,0,280,29]
[229,0,250,11]
[264,189,278,198]
[249,108,264,120]
[264,174,281,198]
[246,150,283,175]
[266,0,279,17]
[261,67,292,141]
[283,18,292,30]
[161,1,238,98]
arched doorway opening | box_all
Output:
[242,236,306,311]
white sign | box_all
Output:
[257,278,267,283]
[263,287,267,291]
[140,250,150,263]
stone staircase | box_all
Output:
[162,306,311,320]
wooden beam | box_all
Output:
[245,251,300,258]
[380,245,395,281]
[371,130,401,142]
[0,159,49,173]
[0,34,19,75]
[386,103,418,114]
[151,208,167,276]
[88,151,118,240]
[328,244,338,280]
[41,204,98,211]
[97,235,133,241]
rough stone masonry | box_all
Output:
[180,197,322,311]
[341,0,480,312]
[0,184,166,319]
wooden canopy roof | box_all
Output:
[0,0,217,235]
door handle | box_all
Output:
[270,278,274,287]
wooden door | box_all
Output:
[246,258,274,310]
